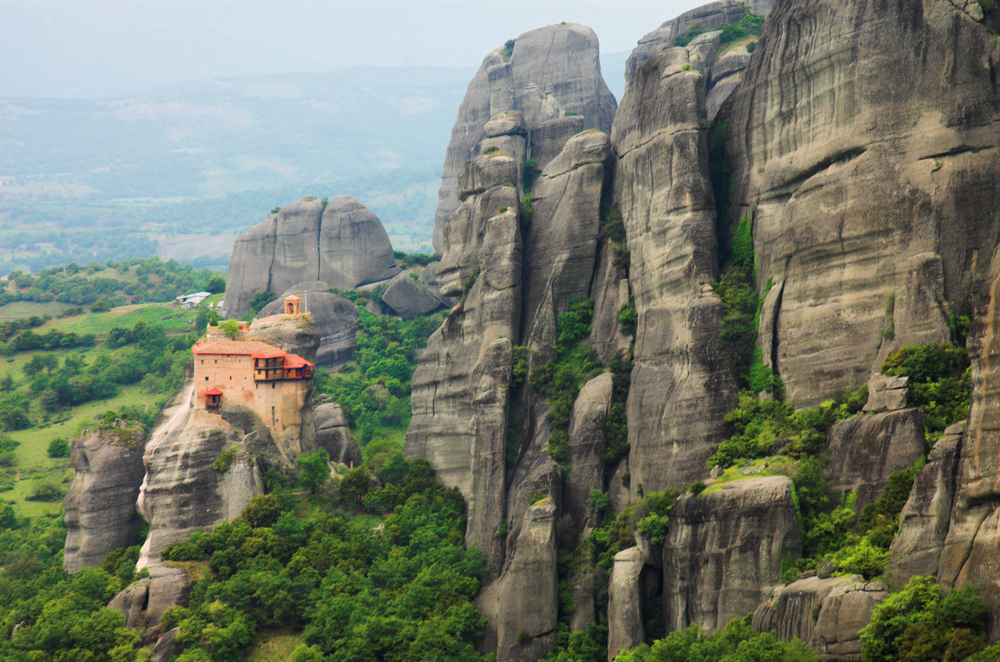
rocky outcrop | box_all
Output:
[432,23,617,251]
[521,130,611,363]
[379,275,446,320]
[224,195,399,318]
[889,424,963,589]
[564,374,613,538]
[726,0,999,406]
[611,47,737,492]
[248,312,321,364]
[108,565,191,629]
[491,497,559,662]
[63,427,147,573]
[608,545,648,661]
[313,403,362,466]
[751,575,887,660]
[809,580,889,661]
[663,476,801,633]
[256,282,360,369]
[937,246,1000,636]
[862,373,910,412]
[824,409,927,511]
[624,1,775,81]
[405,153,522,578]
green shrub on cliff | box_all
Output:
[881,342,971,440]
[615,615,817,662]
[861,577,989,662]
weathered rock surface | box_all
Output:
[889,425,962,589]
[663,476,801,633]
[379,275,446,320]
[521,130,611,363]
[405,155,522,578]
[809,580,888,661]
[150,627,184,662]
[432,23,617,251]
[862,373,910,412]
[608,545,647,661]
[256,282,360,369]
[752,575,857,644]
[492,497,558,662]
[248,312,321,364]
[938,245,1000,637]
[727,0,999,406]
[313,403,362,466]
[225,195,399,317]
[824,409,927,511]
[564,374,613,539]
[109,565,191,629]
[624,1,775,81]
[612,47,737,492]
[63,427,147,573]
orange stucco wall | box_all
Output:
[193,354,309,439]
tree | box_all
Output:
[207,274,226,294]
[47,437,70,458]
[90,299,110,312]
[340,465,371,503]
[219,319,241,339]
[297,449,331,494]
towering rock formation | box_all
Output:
[432,23,617,252]
[63,427,147,572]
[624,0,776,81]
[224,195,399,318]
[405,152,523,579]
[726,0,999,406]
[611,46,737,493]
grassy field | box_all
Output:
[39,304,199,336]
[0,298,204,517]
[246,632,304,662]
[0,301,74,320]
[5,386,158,518]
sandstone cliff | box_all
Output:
[224,195,399,318]
[611,46,737,493]
[726,0,999,406]
[63,426,147,573]
[432,23,617,252]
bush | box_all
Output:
[689,481,707,496]
[881,342,971,437]
[861,578,989,662]
[219,319,241,339]
[26,480,63,502]
[617,296,637,337]
[297,449,331,494]
[213,447,236,473]
[47,437,70,458]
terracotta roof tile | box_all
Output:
[192,340,285,357]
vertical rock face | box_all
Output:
[663,476,801,633]
[727,0,999,406]
[405,153,523,577]
[938,245,1000,636]
[823,409,928,511]
[256,282,360,369]
[491,498,559,662]
[521,130,611,363]
[564,374,613,539]
[889,425,962,589]
[432,23,617,252]
[312,403,363,466]
[809,581,889,661]
[611,47,737,492]
[608,545,648,661]
[224,195,399,318]
[63,428,147,572]
[624,0,776,81]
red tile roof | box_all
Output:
[204,388,223,395]
[192,340,285,357]
[283,354,314,369]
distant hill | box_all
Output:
[0,65,476,272]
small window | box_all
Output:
[200,359,204,364]
[205,376,209,381]
[229,376,232,380]
[272,383,275,389]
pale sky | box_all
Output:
[1,0,706,97]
